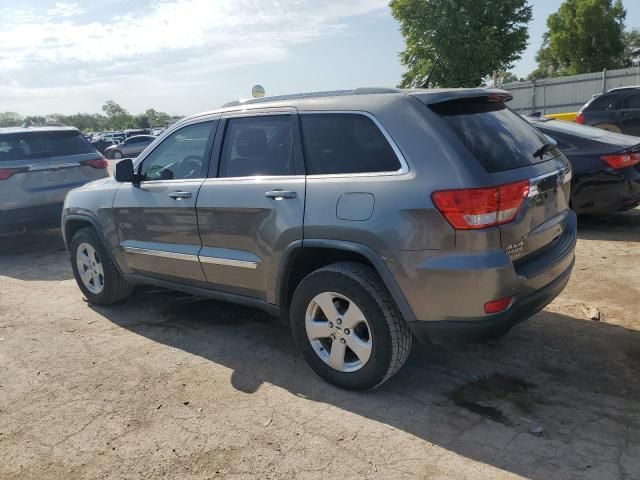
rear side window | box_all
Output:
[586,93,620,111]
[430,98,555,173]
[219,115,295,177]
[300,113,401,175]
[0,130,95,161]
[621,93,640,109]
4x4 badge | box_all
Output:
[505,240,525,258]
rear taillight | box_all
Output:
[484,296,513,314]
[0,168,24,180]
[81,157,109,169]
[575,113,585,124]
[432,180,530,230]
[600,152,640,170]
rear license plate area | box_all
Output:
[44,169,70,184]
[536,174,557,194]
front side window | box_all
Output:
[300,113,401,175]
[219,115,294,177]
[140,121,213,181]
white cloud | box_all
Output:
[0,0,389,96]
[47,2,85,17]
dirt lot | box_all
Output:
[1,210,639,480]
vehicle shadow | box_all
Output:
[0,228,72,281]
[578,207,640,242]
[92,292,639,479]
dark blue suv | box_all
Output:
[577,86,640,136]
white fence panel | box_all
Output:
[502,66,640,114]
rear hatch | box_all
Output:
[423,93,572,262]
[0,129,108,209]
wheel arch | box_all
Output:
[63,215,100,252]
[63,214,126,274]
[276,239,416,323]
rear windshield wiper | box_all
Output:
[533,142,555,160]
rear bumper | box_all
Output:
[385,211,577,344]
[407,258,573,343]
[572,169,640,215]
[0,203,63,233]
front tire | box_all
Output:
[112,150,123,159]
[70,228,132,305]
[290,262,412,390]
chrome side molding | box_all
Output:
[123,245,258,269]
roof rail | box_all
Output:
[221,87,402,108]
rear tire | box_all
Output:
[290,262,412,390]
[70,228,132,305]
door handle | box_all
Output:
[265,190,297,200]
[168,191,192,200]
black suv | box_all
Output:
[577,86,640,135]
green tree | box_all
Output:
[0,112,23,127]
[144,108,171,128]
[499,71,523,84]
[390,0,533,88]
[623,28,640,66]
[102,100,134,130]
[533,0,626,78]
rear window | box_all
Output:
[0,130,96,161]
[430,98,555,173]
[300,113,401,175]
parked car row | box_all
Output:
[87,128,162,157]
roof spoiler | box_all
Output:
[408,88,513,106]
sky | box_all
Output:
[1,0,639,116]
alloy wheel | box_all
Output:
[305,291,372,372]
[76,242,105,294]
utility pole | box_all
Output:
[492,71,498,88]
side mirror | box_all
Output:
[115,158,135,183]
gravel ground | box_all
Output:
[0,209,639,480]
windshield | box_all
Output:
[0,130,96,161]
[430,98,559,173]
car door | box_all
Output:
[120,137,140,157]
[618,92,640,136]
[196,108,306,301]
[132,136,153,157]
[113,118,218,285]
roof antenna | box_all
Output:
[419,53,441,89]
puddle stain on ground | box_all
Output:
[449,373,537,426]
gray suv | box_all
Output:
[0,126,109,234]
[62,88,576,390]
